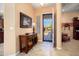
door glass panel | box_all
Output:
[43,14,53,42]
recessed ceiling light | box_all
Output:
[62,9,65,12]
[0,10,3,13]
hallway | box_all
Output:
[17,39,79,56]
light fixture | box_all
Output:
[62,9,65,12]
[32,23,35,33]
[40,3,44,6]
[32,23,35,26]
[0,10,3,14]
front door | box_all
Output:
[43,14,53,42]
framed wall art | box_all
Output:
[20,12,32,28]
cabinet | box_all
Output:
[0,31,4,43]
[62,23,70,42]
[0,17,4,43]
[62,33,70,42]
[73,17,79,40]
[19,33,38,53]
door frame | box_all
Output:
[42,13,52,42]
[42,13,56,46]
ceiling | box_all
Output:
[62,3,79,12]
[32,3,55,8]
[0,3,79,16]
[32,3,79,12]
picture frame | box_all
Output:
[20,12,32,28]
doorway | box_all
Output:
[42,13,54,42]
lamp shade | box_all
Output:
[32,23,35,26]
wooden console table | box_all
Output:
[0,31,4,43]
[62,33,70,42]
[19,33,38,53]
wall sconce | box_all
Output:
[32,23,35,33]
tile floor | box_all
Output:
[0,43,4,56]
[17,39,79,56]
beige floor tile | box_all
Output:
[17,39,79,56]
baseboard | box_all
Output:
[56,47,62,50]
[38,39,42,43]
[15,51,20,56]
[9,51,20,56]
[9,53,16,56]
